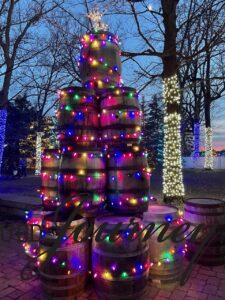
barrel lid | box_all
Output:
[185,198,225,208]
[143,204,178,223]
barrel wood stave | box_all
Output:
[184,198,225,266]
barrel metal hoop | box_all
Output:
[101,124,140,130]
[101,104,139,110]
[39,270,86,280]
[108,189,150,193]
[92,246,149,258]
[59,168,105,173]
[107,166,146,171]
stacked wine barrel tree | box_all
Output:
[25,27,153,300]
[78,30,151,299]
[79,30,151,216]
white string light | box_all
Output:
[163,75,184,199]
[35,132,43,175]
[148,4,153,11]
[87,8,108,31]
[204,127,213,169]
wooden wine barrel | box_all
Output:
[24,210,51,259]
[106,148,150,215]
[79,31,122,89]
[39,214,89,300]
[58,150,106,217]
[57,86,99,147]
[92,216,149,300]
[143,205,185,286]
[100,87,142,145]
[184,198,225,266]
[41,149,60,211]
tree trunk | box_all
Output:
[204,99,211,128]
[161,0,184,204]
[204,51,213,169]
[204,100,213,169]
[162,0,179,77]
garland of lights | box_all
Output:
[0,109,7,174]
[204,127,213,169]
[162,75,184,200]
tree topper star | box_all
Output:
[87,8,108,31]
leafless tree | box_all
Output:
[178,0,225,166]
[0,0,65,173]
[84,0,225,202]
[13,9,85,174]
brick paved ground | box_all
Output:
[0,220,225,300]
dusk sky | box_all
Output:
[15,1,225,150]
[94,3,225,151]
[102,2,225,151]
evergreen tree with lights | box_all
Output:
[3,95,36,174]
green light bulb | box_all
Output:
[93,194,100,202]
[94,172,100,179]
[61,261,66,267]
[105,236,110,243]
[121,272,128,279]
[65,105,71,111]
[161,251,173,262]
[143,196,148,202]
